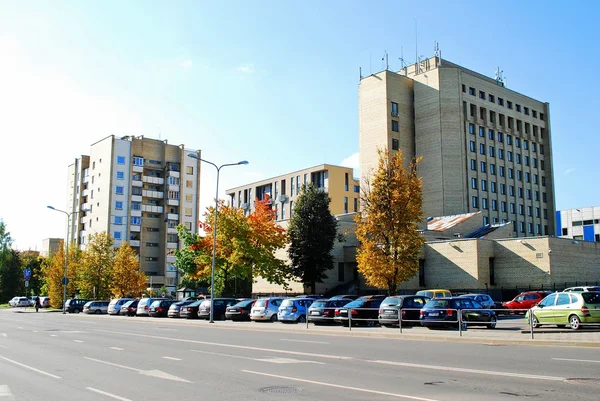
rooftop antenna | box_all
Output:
[494,67,504,86]
[382,50,389,70]
[434,41,441,65]
[399,46,407,75]
[359,66,363,80]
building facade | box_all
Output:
[556,206,600,242]
[226,164,360,221]
[66,135,201,294]
[40,238,64,257]
[359,56,556,238]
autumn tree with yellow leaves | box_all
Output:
[355,149,425,295]
[110,242,147,298]
[41,245,82,308]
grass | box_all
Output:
[0,304,10,309]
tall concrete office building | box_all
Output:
[66,135,202,293]
[359,55,556,237]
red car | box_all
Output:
[502,291,550,314]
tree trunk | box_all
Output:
[310,280,316,295]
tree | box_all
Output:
[355,149,425,295]
[0,220,22,302]
[19,251,44,296]
[287,183,339,294]
[77,232,113,299]
[41,246,81,308]
[110,242,147,298]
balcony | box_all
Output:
[142,190,164,198]
[131,195,142,202]
[167,213,179,221]
[167,170,180,178]
[142,205,164,213]
[167,242,178,249]
[131,210,142,217]
[166,255,176,264]
[167,199,179,207]
[129,240,140,247]
[132,180,143,187]
[81,203,90,211]
[82,175,89,184]
[143,176,165,185]
[168,184,179,192]
[130,225,141,232]
[167,227,177,235]
[132,165,144,173]
[81,189,88,197]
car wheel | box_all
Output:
[270,314,278,322]
[73,308,80,314]
[95,310,102,314]
[487,316,497,329]
[569,315,581,330]
[531,315,540,328]
[297,315,306,323]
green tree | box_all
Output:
[77,232,113,299]
[110,242,147,298]
[287,183,339,294]
[0,220,22,302]
[355,149,425,295]
[19,252,45,296]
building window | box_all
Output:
[185,194,192,202]
[186,166,193,175]
[481,180,487,191]
[116,171,124,179]
[482,198,488,209]
[491,181,496,193]
[472,196,478,208]
[469,123,474,135]
[497,132,503,143]
[509,186,515,197]
[291,176,295,197]
[524,107,529,115]
[499,166,504,177]
[290,200,294,217]
[498,149,504,160]
[516,104,521,112]
[354,198,358,212]
[479,143,485,155]
[510,203,515,214]
[470,141,475,152]
[117,156,125,164]
[517,170,522,181]
[489,146,495,158]
[498,98,504,106]
[471,178,477,189]
[479,91,485,99]
[507,101,513,109]
[391,102,399,116]
[501,201,506,212]
[527,206,532,217]
[480,161,486,173]
[116,201,123,209]
[131,216,141,225]
[500,184,506,195]
[507,135,512,145]
[392,138,399,150]
[540,160,545,170]
[115,186,124,195]
[542,176,546,186]
[479,126,485,137]
[488,129,494,140]
[344,197,348,214]
[470,159,476,170]
[519,221,525,233]
[131,202,141,210]
[114,232,122,240]
[488,94,495,103]
[391,120,399,132]
[185,208,192,216]
[186,180,193,188]
[508,168,514,179]
[114,216,123,225]
[469,87,475,96]
[492,199,497,211]
[507,151,513,162]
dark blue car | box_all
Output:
[420,297,497,329]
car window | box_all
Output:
[270,299,280,307]
[434,292,445,298]
[416,291,433,298]
[381,297,401,307]
[556,294,570,306]
[425,299,448,308]
[515,295,524,302]
[254,299,267,307]
[582,293,600,304]
[311,301,327,308]
[281,299,295,307]
[524,294,538,301]
[413,298,426,307]
[539,294,556,306]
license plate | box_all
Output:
[429,312,439,316]
[385,310,395,314]
[310,311,320,315]
[339,309,347,313]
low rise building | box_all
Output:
[556,206,600,243]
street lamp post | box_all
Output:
[187,153,248,323]
[47,205,89,313]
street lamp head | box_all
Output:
[237,161,249,165]
[47,205,56,210]
[187,152,200,160]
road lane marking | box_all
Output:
[84,357,192,383]
[86,387,133,401]
[162,357,181,361]
[0,334,6,338]
[242,370,441,401]
[74,340,84,343]
[553,358,600,363]
[0,385,12,397]
[109,347,124,351]
[369,360,565,381]
[50,334,58,337]
[94,329,352,361]
[0,356,61,379]
[280,339,329,344]
[191,349,325,365]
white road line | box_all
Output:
[0,356,61,379]
[94,329,351,361]
[84,357,140,372]
[162,357,182,361]
[0,333,6,338]
[50,334,58,337]
[191,349,325,365]
[109,347,124,351]
[242,370,441,401]
[0,385,12,397]
[280,339,329,344]
[84,357,192,383]
[74,340,84,343]
[370,360,565,381]
[86,387,133,401]
[553,358,600,363]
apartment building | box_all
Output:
[556,206,600,242]
[359,56,556,237]
[66,135,201,293]
[40,238,64,257]
[226,164,360,221]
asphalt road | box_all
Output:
[0,310,599,401]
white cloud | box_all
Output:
[235,64,255,74]
[180,59,193,69]
[340,152,360,178]
[564,168,576,175]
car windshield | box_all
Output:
[236,299,255,307]
[582,293,600,304]
[416,291,433,298]
[425,299,450,308]
[189,300,203,307]
[150,300,162,307]
[342,300,366,308]
[254,299,269,307]
[381,297,402,307]
[311,301,327,308]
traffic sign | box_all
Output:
[24,268,32,281]
[25,281,29,288]
[61,277,69,285]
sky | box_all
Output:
[1,1,598,250]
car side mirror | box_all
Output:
[537,304,544,308]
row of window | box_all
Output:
[471,180,547,203]
[463,85,545,120]
[469,159,547,187]
[466,103,545,139]
[469,144,546,171]
[471,196,548,218]
[468,125,545,154]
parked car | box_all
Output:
[458,294,495,309]
[278,298,315,323]
[308,298,353,325]
[378,295,430,327]
[416,289,452,299]
[295,294,325,300]
[420,297,497,329]
[563,286,600,293]
[108,298,135,315]
[28,296,38,306]
[181,300,203,319]
[502,291,549,314]
[225,299,256,321]
[250,297,284,322]
[83,301,109,314]
[334,295,386,327]
[149,300,176,317]
[120,300,139,316]
[39,296,50,308]
[198,298,239,320]
[526,292,600,330]
[168,300,195,318]
[9,297,29,307]
[65,299,89,314]
[327,295,359,301]
[137,297,169,316]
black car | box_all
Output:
[65,299,90,314]
[181,300,203,319]
[308,298,352,325]
[420,297,497,329]
[327,295,359,301]
[225,299,256,321]
[378,295,430,327]
[198,298,238,320]
[121,300,139,316]
[149,300,176,317]
[334,295,386,327]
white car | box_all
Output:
[563,286,600,292]
[9,297,30,307]
[250,297,284,322]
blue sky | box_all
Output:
[1,1,598,250]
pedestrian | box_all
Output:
[34,296,41,313]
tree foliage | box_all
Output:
[355,149,425,295]
[41,245,81,308]
[77,232,113,299]
[19,252,44,296]
[110,243,147,298]
[287,183,339,294]
[0,220,20,302]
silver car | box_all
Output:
[458,294,495,309]
[108,298,135,315]
[136,297,168,316]
[250,297,284,322]
[83,301,109,314]
[277,298,314,323]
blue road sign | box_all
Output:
[24,268,32,281]
[61,277,69,285]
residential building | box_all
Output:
[359,55,556,238]
[66,135,201,294]
[556,206,600,242]
[226,164,360,221]
[40,238,64,257]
